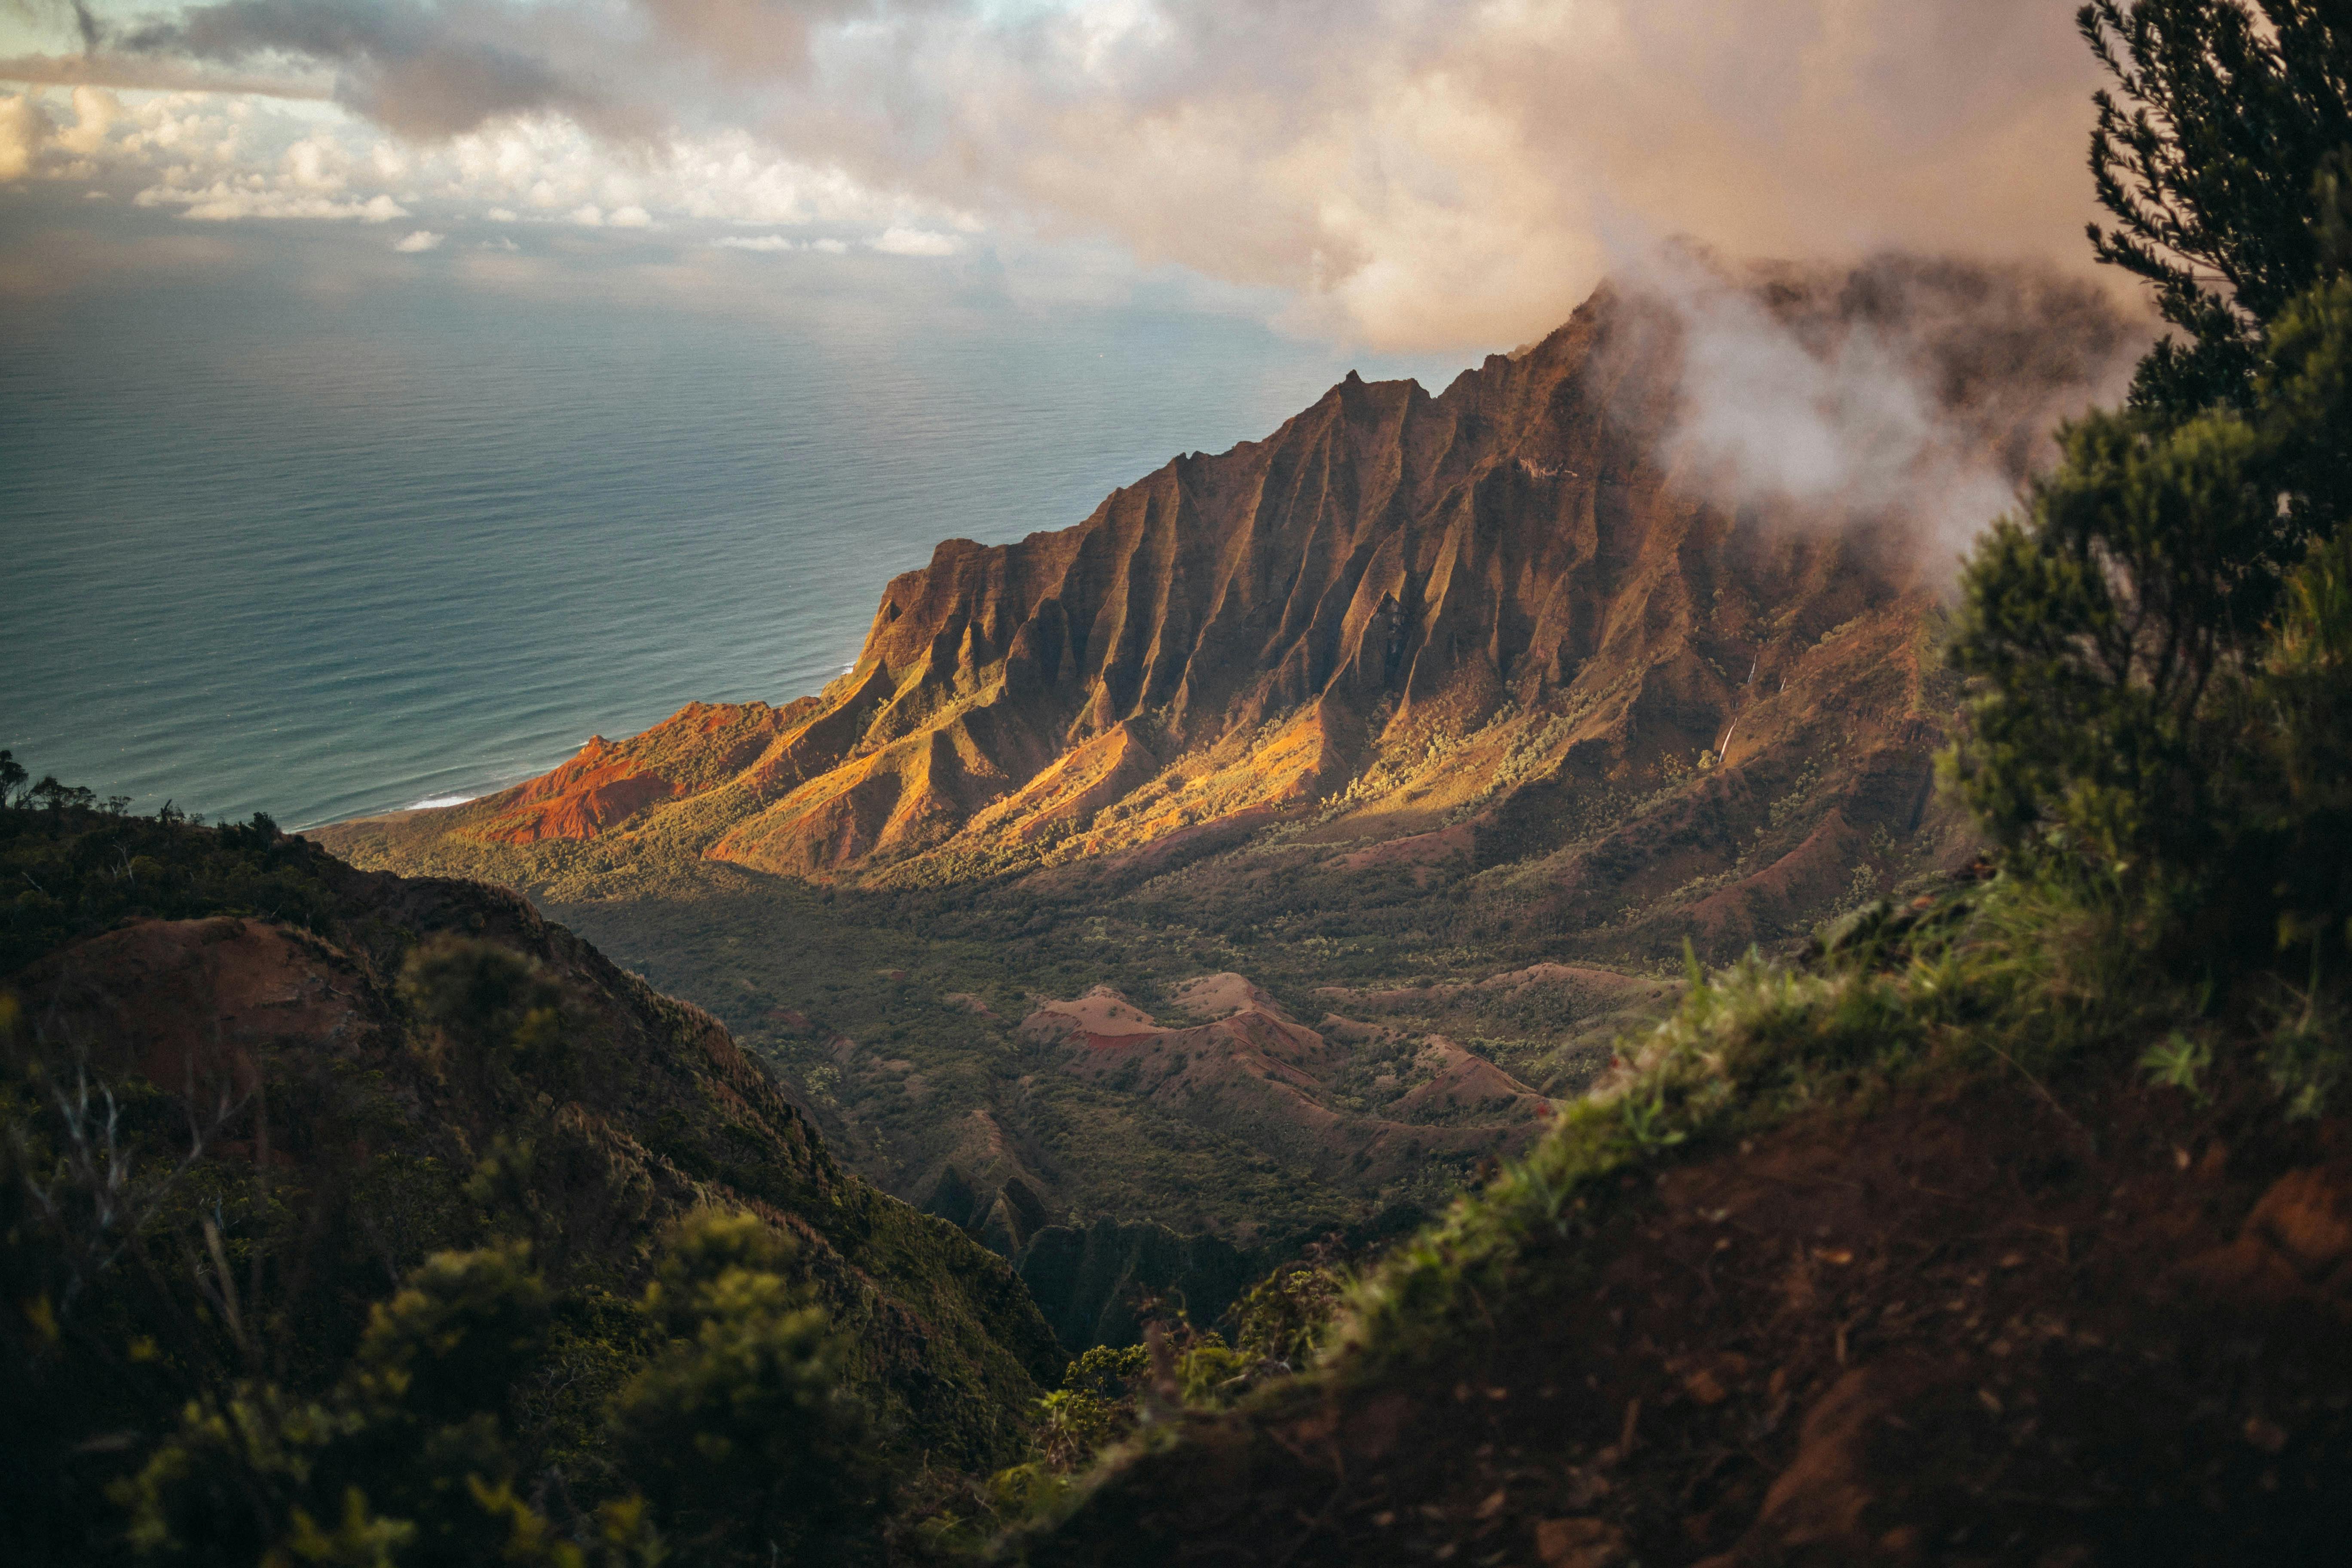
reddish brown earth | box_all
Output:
[1019,976,1556,1184]
[1023,1069,2352,1566]
[322,260,2137,954]
[460,700,799,846]
[21,916,366,1100]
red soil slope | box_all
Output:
[1026,1068,2352,1566]
[1020,977,1556,1183]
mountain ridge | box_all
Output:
[312,254,2141,1266]
[328,258,2135,957]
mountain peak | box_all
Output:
[327,260,2135,955]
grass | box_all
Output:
[1184,866,2220,1385]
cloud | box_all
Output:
[1614,248,2149,572]
[0,50,336,99]
[712,233,796,251]
[607,202,651,227]
[53,86,120,155]
[138,179,409,220]
[392,226,441,250]
[0,93,46,182]
[7,0,2129,349]
[869,224,959,257]
[116,0,634,140]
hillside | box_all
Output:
[0,801,1060,1561]
[317,257,2136,1256]
[1017,1024,2352,1566]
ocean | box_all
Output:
[3,253,1467,829]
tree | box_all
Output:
[1949,5,2352,978]
[1952,278,2350,918]
[2081,0,2352,414]
[112,1243,655,1566]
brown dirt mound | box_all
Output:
[19,916,372,1105]
[1017,983,1553,1185]
[1026,1067,2352,1566]
[477,741,678,843]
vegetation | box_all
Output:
[12,5,2352,1562]
[1010,6,2352,1556]
[2,796,1057,1565]
[2081,0,2352,413]
[1954,0,2352,978]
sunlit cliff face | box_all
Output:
[3,0,2119,351]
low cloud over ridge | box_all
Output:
[6,0,2117,349]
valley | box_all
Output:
[316,257,2133,1312]
[12,9,2352,1562]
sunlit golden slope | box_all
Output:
[328,261,2128,949]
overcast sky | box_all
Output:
[2,0,2118,352]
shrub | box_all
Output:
[609,1210,881,1566]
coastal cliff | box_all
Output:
[327,259,2132,955]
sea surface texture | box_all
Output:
[4,269,1462,827]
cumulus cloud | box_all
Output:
[5,0,2128,348]
[53,85,120,154]
[0,92,47,181]
[155,184,409,220]
[392,226,440,249]
[712,232,796,251]
[869,224,959,257]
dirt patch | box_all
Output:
[1020,986,1166,1042]
[1169,972,1285,1023]
[1029,1068,2352,1565]
[16,916,375,1096]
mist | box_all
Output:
[1610,249,2151,579]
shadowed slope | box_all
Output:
[0,808,1060,1473]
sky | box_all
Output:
[0,0,2122,354]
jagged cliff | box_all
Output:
[327,258,2130,952]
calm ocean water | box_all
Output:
[3,263,1466,828]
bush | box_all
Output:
[1950,277,2352,986]
[609,1210,882,1566]
[113,1242,625,1567]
